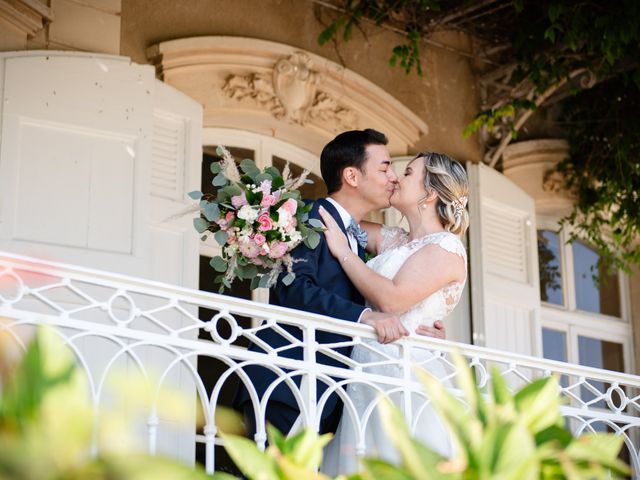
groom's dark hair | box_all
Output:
[320,128,388,194]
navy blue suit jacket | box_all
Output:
[234,198,367,423]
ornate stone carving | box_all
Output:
[308,92,357,131]
[272,52,319,124]
[222,72,285,119]
[222,52,357,129]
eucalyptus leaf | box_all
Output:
[239,158,261,178]
[212,172,228,187]
[304,230,321,249]
[255,172,273,184]
[307,218,324,229]
[187,190,203,200]
[203,202,220,222]
[222,184,242,197]
[243,264,258,279]
[209,256,227,273]
[193,217,209,233]
[210,162,222,174]
[259,274,272,288]
[281,272,295,286]
[214,230,229,246]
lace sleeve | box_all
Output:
[428,232,467,269]
[378,225,409,254]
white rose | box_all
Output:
[276,209,291,229]
[237,205,258,223]
[288,230,302,243]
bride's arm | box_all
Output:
[319,207,465,314]
[360,221,383,254]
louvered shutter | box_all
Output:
[467,162,542,356]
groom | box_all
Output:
[234,129,445,439]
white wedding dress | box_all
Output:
[321,226,467,476]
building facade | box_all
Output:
[1,0,638,470]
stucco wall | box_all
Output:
[120,0,482,162]
[630,267,640,373]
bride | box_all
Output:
[318,151,469,475]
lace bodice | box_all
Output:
[366,226,467,332]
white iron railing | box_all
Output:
[0,251,638,476]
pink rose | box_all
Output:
[258,212,273,231]
[225,211,235,222]
[269,241,288,259]
[281,198,298,215]
[253,233,266,246]
[231,192,247,209]
[239,240,260,259]
[227,232,237,244]
[261,194,277,208]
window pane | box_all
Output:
[542,328,567,362]
[537,230,563,305]
[542,328,568,387]
[272,156,326,200]
[578,336,625,411]
[572,241,620,317]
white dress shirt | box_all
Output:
[325,197,359,254]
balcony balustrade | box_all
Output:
[0,251,638,476]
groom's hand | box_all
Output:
[416,320,446,340]
[360,311,409,344]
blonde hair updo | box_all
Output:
[416,152,469,237]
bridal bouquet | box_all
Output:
[189,146,323,292]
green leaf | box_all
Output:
[304,230,321,249]
[212,172,228,187]
[307,218,324,229]
[514,376,562,433]
[243,264,258,279]
[376,397,445,477]
[255,172,273,184]
[239,158,261,178]
[358,458,415,480]
[209,256,228,273]
[202,202,220,222]
[281,273,295,286]
[214,230,229,246]
[259,274,272,288]
[535,424,573,448]
[490,366,513,407]
[222,184,242,197]
[218,433,279,480]
[210,162,222,174]
[187,190,203,200]
[193,217,209,233]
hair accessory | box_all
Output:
[452,195,468,218]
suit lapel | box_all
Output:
[318,198,367,261]
[316,198,349,236]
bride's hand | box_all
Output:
[318,206,351,259]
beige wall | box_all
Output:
[119,0,482,162]
[630,268,640,373]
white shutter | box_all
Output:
[0,53,154,274]
[467,162,542,356]
[0,52,203,463]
